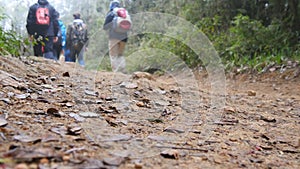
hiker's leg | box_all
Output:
[52,41,58,59]
[117,41,126,73]
[32,35,43,57]
[53,42,62,60]
[33,42,43,57]
[64,49,71,62]
[58,45,62,60]
[78,46,85,67]
[109,39,120,72]
[109,39,119,57]
[117,56,126,73]
[69,48,76,62]
[43,37,57,61]
[118,41,126,57]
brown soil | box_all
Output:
[0,56,299,169]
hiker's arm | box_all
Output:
[52,9,60,38]
[26,5,36,36]
[66,25,72,49]
[84,28,89,47]
[103,13,114,30]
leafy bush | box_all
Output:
[196,14,298,71]
[0,11,29,57]
[126,33,200,72]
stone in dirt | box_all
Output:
[247,90,256,96]
[160,149,179,159]
[0,117,8,127]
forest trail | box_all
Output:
[0,56,299,169]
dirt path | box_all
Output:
[0,56,299,169]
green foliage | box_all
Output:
[1,0,299,72]
[127,11,298,72]
[126,32,200,71]
[196,15,228,54]
[125,0,300,72]
[0,10,29,57]
[126,43,189,74]
[211,14,295,70]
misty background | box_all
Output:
[0,0,133,70]
[2,1,298,72]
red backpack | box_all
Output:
[36,5,50,25]
[112,8,132,33]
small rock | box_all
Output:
[36,97,49,103]
[81,159,105,168]
[46,108,61,117]
[120,82,138,89]
[134,163,143,169]
[39,158,49,164]
[156,89,166,95]
[260,116,276,123]
[28,163,38,169]
[132,72,155,80]
[133,91,142,97]
[214,156,223,164]
[0,117,8,127]
[148,135,169,141]
[117,119,128,126]
[160,149,179,159]
[62,72,70,77]
[96,99,104,104]
[136,101,145,107]
[0,98,11,104]
[104,134,132,142]
[13,135,41,143]
[7,92,14,97]
[41,84,53,89]
[79,112,99,118]
[15,93,30,99]
[269,67,276,72]
[14,163,29,169]
[155,100,170,106]
[249,157,264,163]
[50,76,57,81]
[146,118,163,123]
[85,90,98,96]
[247,90,256,96]
[67,125,82,135]
[62,155,71,162]
[103,157,125,166]
[105,117,118,127]
[163,127,185,134]
[69,113,85,122]
[65,102,74,107]
[50,126,68,136]
[229,137,238,142]
[224,106,236,113]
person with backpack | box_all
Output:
[103,0,132,73]
[26,0,59,60]
[53,13,66,61]
[66,13,88,67]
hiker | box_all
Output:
[64,48,71,62]
[103,0,131,73]
[26,0,59,60]
[66,13,88,67]
[53,13,66,60]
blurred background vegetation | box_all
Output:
[0,0,300,73]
